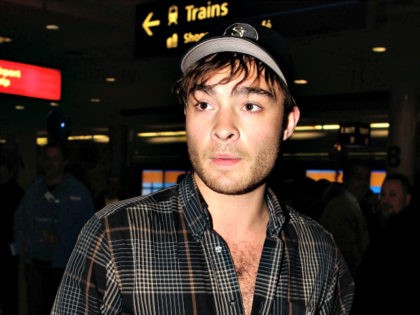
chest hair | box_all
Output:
[229,241,264,315]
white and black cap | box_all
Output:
[180,22,293,86]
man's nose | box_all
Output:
[212,109,239,141]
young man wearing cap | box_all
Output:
[51,22,354,315]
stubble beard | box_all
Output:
[188,141,280,195]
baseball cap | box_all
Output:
[180,21,293,86]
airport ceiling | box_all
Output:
[0,0,419,138]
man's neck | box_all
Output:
[194,175,269,240]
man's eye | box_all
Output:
[195,102,212,111]
[243,103,261,112]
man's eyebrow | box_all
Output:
[234,86,274,98]
[190,84,275,98]
[191,83,215,95]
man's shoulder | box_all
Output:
[323,188,359,212]
[21,175,45,195]
[286,206,336,243]
[95,185,179,220]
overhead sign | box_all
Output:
[135,0,366,58]
[0,59,61,101]
[135,0,252,58]
[338,122,371,147]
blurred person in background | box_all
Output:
[376,172,412,228]
[13,141,95,315]
[319,159,371,277]
[0,143,24,315]
[352,172,417,315]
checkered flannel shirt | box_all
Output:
[51,172,354,314]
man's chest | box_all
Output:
[229,241,265,315]
[119,229,272,314]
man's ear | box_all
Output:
[282,106,300,140]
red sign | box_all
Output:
[0,59,61,100]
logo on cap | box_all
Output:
[223,23,259,41]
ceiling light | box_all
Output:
[90,98,101,103]
[322,124,340,130]
[105,77,116,82]
[69,135,110,143]
[37,137,48,145]
[295,125,322,131]
[372,46,386,53]
[0,36,12,43]
[295,124,339,131]
[290,132,326,140]
[37,134,110,145]
[137,131,186,137]
[50,102,59,107]
[92,135,110,143]
[370,122,389,129]
[15,105,25,110]
[294,79,308,85]
[46,24,59,30]
[136,131,186,143]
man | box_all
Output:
[14,142,95,315]
[319,159,371,276]
[52,22,354,314]
[352,173,417,314]
[377,172,412,224]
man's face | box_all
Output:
[184,66,298,195]
[347,165,371,201]
[42,146,66,180]
[379,179,411,216]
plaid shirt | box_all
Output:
[52,172,354,314]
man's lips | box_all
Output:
[211,154,241,166]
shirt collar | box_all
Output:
[178,172,288,240]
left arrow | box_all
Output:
[142,12,160,36]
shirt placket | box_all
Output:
[253,237,284,315]
[202,230,244,315]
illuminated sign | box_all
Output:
[136,0,243,57]
[338,122,371,147]
[0,59,61,100]
[135,0,366,58]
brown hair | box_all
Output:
[173,52,296,117]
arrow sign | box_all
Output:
[142,12,160,36]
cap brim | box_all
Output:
[180,37,287,85]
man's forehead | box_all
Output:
[203,68,277,89]
[384,179,403,189]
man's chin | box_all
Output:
[200,175,265,195]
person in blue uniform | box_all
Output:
[14,141,95,315]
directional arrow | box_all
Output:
[142,12,160,36]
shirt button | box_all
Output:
[215,245,222,253]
